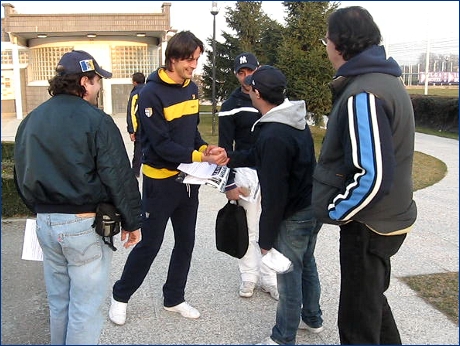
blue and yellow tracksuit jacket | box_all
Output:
[138,67,208,179]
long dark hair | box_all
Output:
[327,6,382,61]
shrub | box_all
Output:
[411,95,458,133]
[2,141,14,160]
[1,142,35,218]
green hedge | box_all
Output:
[2,176,34,217]
[2,141,35,218]
[410,95,458,133]
[2,141,14,160]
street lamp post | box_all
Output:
[211,2,219,136]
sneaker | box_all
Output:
[239,281,256,298]
[261,285,279,301]
[109,297,127,325]
[298,319,324,333]
[164,301,200,319]
[256,336,279,345]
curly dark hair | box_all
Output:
[48,69,98,97]
[327,6,382,61]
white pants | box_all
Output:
[234,168,277,287]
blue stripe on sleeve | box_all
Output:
[329,93,382,221]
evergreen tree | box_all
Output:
[277,1,338,125]
[201,1,338,125]
[201,1,283,102]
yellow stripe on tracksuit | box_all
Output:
[142,145,208,179]
[130,94,139,133]
[163,99,200,121]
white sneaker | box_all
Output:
[109,297,127,325]
[261,285,279,301]
[256,336,279,345]
[164,301,200,319]
[239,281,256,298]
[298,319,324,333]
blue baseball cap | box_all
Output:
[56,50,112,78]
[234,52,259,73]
[244,65,286,98]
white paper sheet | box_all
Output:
[21,219,43,261]
[177,162,219,178]
[178,163,230,192]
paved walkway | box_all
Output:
[1,115,458,344]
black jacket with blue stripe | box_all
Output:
[312,45,417,235]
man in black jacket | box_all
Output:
[219,53,278,301]
[14,50,142,345]
[228,66,323,345]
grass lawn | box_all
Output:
[406,86,458,97]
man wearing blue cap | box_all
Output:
[219,53,278,301]
[14,50,142,345]
[227,65,324,345]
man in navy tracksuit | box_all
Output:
[126,72,145,177]
[109,31,228,325]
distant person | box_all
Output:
[313,6,417,344]
[109,31,228,325]
[219,52,278,301]
[227,65,323,345]
[14,50,142,345]
[126,72,146,178]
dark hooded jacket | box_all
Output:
[312,45,417,234]
[229,99,316,249]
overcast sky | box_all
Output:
[2,1,458,69]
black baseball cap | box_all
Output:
[56,50,112,78]
[234,52,259,73]
[244,65,286,99]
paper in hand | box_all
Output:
[21,219,43,261]
[262,248,293,274]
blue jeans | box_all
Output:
[271,206,322,345]
[36,213,113,345]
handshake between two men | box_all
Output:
[202,145,229,166]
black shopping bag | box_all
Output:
[215,201,249,259]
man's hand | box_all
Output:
[204,144,218,155]
[129,133,136,142]
[225,186,250,201]
[121,229,141,248]
[202,146,229,166]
